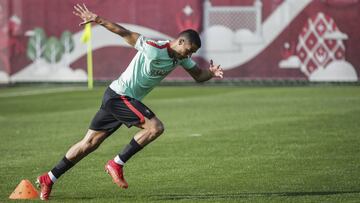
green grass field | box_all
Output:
[0,85,360,202]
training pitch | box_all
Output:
[0,85,359,202]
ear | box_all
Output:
[178,38,185,45]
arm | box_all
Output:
[185,60,224,82]
[73,4,140,47]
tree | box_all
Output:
[60,30,75,67]
[43,37,64,64]
[26,27,46,61]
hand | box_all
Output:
[73,3,97,26]
[209,60,223,79]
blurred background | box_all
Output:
[0,0,359,85]
[1,1,360,202]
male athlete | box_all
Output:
[36,4,223,200]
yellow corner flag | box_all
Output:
[81,23,93,90]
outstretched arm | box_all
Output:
[73,3,140,47]
[185,60,224,82]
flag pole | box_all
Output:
[87,33,93,90]
[81,23,93,90]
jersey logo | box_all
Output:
[150,68,169,76]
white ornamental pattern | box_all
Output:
[296,12,346,76]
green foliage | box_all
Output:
[27,28,75,63]
[61,30,75,54]
[26,27,47,61]
[43,37,64,63]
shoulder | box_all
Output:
[145,39,170,49]
[135,36,168,52]
[135,36,170,58]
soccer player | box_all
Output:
[36,3,223,200]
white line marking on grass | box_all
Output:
[0,87,87,98]
[189,133,202,137]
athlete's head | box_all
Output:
[173,29,201,59]
[178,29,201,48]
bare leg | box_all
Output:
[134,117,164,146]
[65,129,109,164]
[112,116,164,166]
[37,129,110,200]
[105,116,165,188]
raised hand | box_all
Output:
[209,60,224,79]
[73,3,97,26]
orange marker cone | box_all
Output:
[9,179,39,199]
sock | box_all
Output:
[117,138,143,164]
[49,156,74,183]
[48,171,57,183]
[114,155,125,166]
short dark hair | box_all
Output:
[178,29,201,48]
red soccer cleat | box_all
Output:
[105,160,128,189]
[36,173,53,201]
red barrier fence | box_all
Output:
[0,0,359,83]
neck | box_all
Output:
[168,41,179,59]
[168,41,180,65]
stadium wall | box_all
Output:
[0,0,359,83]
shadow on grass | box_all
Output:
[150,191,360,200]
[48,190,360,201]
[52,196,96,200]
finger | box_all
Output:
[73,11,81,17]
[74,5,83,14]
[76,4,86,13]
[83,3,89,12]
[74,4,82,11]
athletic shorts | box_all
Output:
[89,87,155,135]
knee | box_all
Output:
[155,122,165,136]
[149,122,164,138]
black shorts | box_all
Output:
[89,87,155,135]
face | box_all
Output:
[176,38,199,59]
